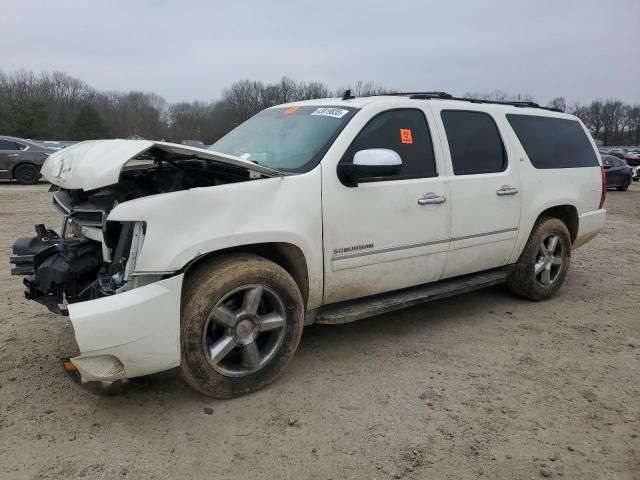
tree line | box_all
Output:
[1,69,639,146]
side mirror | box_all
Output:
[338,148,402,186]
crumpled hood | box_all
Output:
[40,139,283,191]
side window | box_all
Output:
[506,114,599,169]
[441,110,507,175]
[341,109,437,180]
[0,139,19,150]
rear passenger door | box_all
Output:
[432,108,522,279]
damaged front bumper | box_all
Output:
[67,273,183,382]
[11,223,183,383]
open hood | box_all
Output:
[40,139,284,191]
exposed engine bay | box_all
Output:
[10,151,258,314]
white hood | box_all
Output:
[41,139,283,191]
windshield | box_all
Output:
[210,105,357,173]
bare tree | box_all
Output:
[547,96,566,112]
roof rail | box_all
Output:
[384,91,454,99]
[362,91,563,112]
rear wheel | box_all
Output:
[617,177,630,191]
[506,217,571,301]
[13,163,40,185]
[180,253,304,398]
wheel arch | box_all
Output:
[535,204,579,244]
[10,161,40,178]
[182,242,310,307]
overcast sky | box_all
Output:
[1,0,639,105]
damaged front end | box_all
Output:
[11,216,144,315]
[9,139,281,383]
[11,223,104,314]
[11,140,278,315]
[10,181,151,315]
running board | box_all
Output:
[313,267,511,325]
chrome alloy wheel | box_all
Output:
[534,234,564,287]
[202,284,287,377]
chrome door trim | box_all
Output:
[331,227,519,261]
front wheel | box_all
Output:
[506,217,571,301]
[180,253,304,398]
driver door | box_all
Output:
[321,107,451,304]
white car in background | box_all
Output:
[11,92,606,398]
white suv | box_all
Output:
[11,92,606,397]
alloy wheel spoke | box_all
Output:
[540,267,551,286]
[208,335,236,363]
[210,304,238,329]
[241,342,261,369]
[259,312,285,331]
[547,235,559,254]
[552,256,563,266]
[534,259,546,275]
[539,242,549,256]
[242,286,264,316]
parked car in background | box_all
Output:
[40,141,63,151]
[632,164,640,182]
[622,150,640,167]
[607,148,625,159]
[181,139,205,149]
[0,136,54,184]
[602,155,633,191]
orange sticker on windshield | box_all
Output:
[284,106,298,115]
[400,128,413,144]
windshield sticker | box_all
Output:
[400,128,413,144]
[284,106,298,115]
[311,107,349,119]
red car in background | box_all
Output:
[607,148,640,166]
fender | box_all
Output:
[107,167,324,308]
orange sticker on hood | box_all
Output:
[400,128,413,144]
[284,106,298,115]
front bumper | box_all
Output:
[68,274,183,382]
[573,209,606,249]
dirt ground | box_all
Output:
[0,182,638,480]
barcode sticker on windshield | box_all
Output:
[311,108,349,119]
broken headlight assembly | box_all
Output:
[10,219,147,315]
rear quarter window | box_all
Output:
[506,114,599,169]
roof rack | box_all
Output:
[362,91,563,112]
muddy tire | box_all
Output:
[506,216,571,301]
[180,253,304,398]
[14,163,40,185]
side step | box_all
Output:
[313,267,511,325]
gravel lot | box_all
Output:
[1,182,638,480]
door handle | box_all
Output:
[8,153,19,157]
[496,185,518,196]
[418,193,446,205]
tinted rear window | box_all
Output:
[506,114,598,169]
